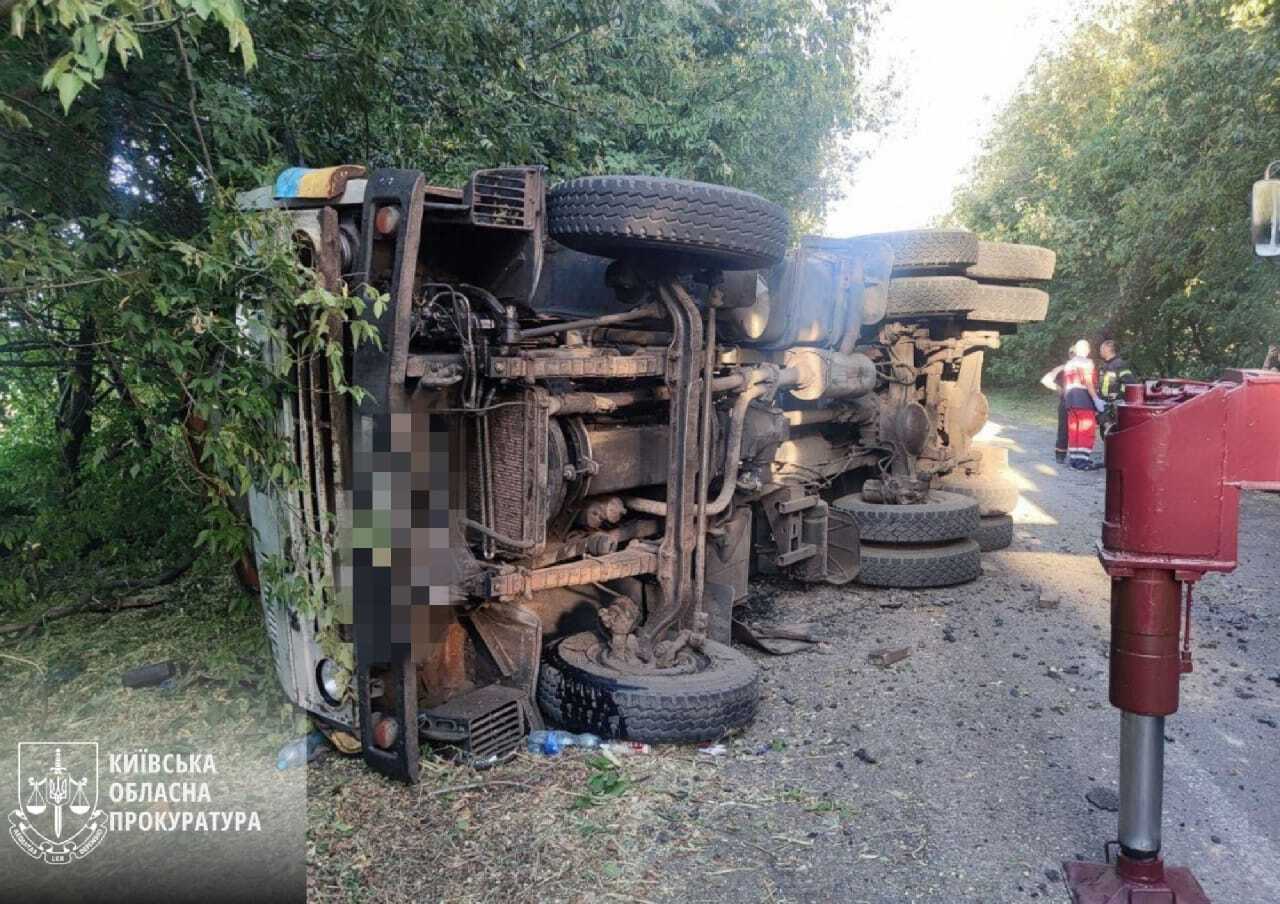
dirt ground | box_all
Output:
[306,406,1280,903]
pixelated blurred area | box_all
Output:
[348,410,462,666]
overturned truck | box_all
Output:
[243,166,1051,780]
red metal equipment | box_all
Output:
[1065,370,1280,903]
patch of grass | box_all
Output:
[986,385,1059,430]
[0,565,295,769]
[305,746,740,903]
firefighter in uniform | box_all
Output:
[1099,340,1136,399]
[1098,339,1137,435]
[1040,339,1105,470]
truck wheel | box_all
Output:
[547,176,789,271]
[833,490,979,543]
[856,539,981,588]
[886,276,983,316]
[937,474,1020,516]
[966,284,1049,323]
[973,514,1014,551]
[536,632,759,743]
[966,241,1056,282]
[854,229,979,272]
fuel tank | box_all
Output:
[719,237,893,350]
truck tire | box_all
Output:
[856,539,981,588]
[833,490,979,543]
[967,284,1050,323]
[537,632,759,743]
[886,276,983,316]
[973,514,1014,551]
[547,176,788,271]
[855,229,979,272]
[966,241,1056,282]
[937,474,1020,516]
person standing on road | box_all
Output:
[1097,339,1138,437]
[1099,340,1137,400]
[1040,339,1105,470]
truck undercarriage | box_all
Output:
[243,165,1052,781]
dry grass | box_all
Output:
[303,738,877,904]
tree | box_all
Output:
[0,1,888,588]
[951,0,1280,385]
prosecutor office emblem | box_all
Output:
[9,742,108,865]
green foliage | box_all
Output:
[11,0,256,111]
[238,0,885,225]
[951,0,1280,385]
[571,755,632,808]
[0,0,886,617]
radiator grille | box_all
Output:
[471,169,533,230]
[468,391,548,556]
[419,685,531,765]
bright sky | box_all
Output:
[824,0,1095,236]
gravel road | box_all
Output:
[645,412,1280,904]
[306,410,1280,904]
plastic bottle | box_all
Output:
[525,730,602,756]
[276,730,328,770]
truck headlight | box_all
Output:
[316,658,345,706]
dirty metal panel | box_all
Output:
[419,684,533,765]
[582,422,670,496]
[273,164,367,200]
[483,391,550,552]
[488,546,659,598]
[488,351,666,380]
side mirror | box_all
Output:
[1253,161,1280,258]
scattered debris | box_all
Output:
[603,740,652,755]
[853,748,878,765]
[1037,594,1060,610]
[121,660,178,689]
[698,744,728,757]
[733,619,824,655]
[868,647,912,668]
[1086,787,1119,812]
[319,726,362,755]
[277,730,329,769]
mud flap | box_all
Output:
[468,603,546,731]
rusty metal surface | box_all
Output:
[470,390,550,555]
[488,349,667,380]
[488,545,660,598]
[579,422,671,496]
[644,280,704,645]
[258,159,1055,777]
[467,603,544,710]
[469,168,537,230]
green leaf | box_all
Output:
[55,71,83,112]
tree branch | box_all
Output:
[172,26,216,187]
[0,273,140,298]
[0,553,199,638]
